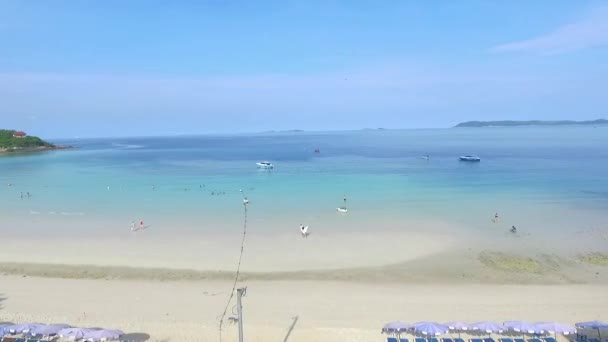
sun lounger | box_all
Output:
[455,338,466,342]
[400,339,410,342]
[416,338,427,342]
[443,338,454,342]
[387,338,398,342]
[429,338,440,342]
[543,338,557,342]
[514,338,526,342]
[529,338,543,342]
[471,339,485,342]
[500,339,514,342]
[484,338,497,342]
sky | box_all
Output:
[1,1,608,138]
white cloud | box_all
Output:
[492,6,608,54]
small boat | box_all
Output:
[336,207,348,213]
[459,155,481,162]
[256,161,274,169]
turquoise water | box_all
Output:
[1,126,608,236]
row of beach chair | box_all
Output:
[387,338,563,342]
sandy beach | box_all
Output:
[1,223,607,341]
[1,275,608,342]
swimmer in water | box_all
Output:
[243,197,249,205]
[130,221,136,231]
[139,220,145,229]
[300,224,310,238]
[343,195,347,203]
[493,212,499,223]
[510,225,517,233]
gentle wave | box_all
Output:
[112,143,144,149]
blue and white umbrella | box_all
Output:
[58,327,99,340]
[84,329,125,341]
[4,323,45,335]
[382,321,412,335]
[30,324,72,337]
[414,322,449,336]
[471,321,504,334]
[535,322,576,336]
[504,321,537,334]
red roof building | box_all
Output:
[13,131,27,138]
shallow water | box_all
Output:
[1,126,607,242]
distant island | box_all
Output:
[0,129,71,154]
[455,119,608,128]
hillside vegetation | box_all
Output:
[0,130,54,150]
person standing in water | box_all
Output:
[493,212,499,223]
[130,221,136,231]
[343,194,347,203]
[510,225,517,233]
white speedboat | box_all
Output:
[459,155,481,162]
[256,161,274,169]
[336,207,348,213]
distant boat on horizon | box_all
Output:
[256,161,274,169]
[459,155,481,162]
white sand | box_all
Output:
[0,229,456,272]
[1,275,607,342]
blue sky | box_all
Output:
[1,1,608,138]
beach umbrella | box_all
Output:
[444,321,469,338]
[535,322,576,335]
[58,327,99,340]
[503,321,537,339]
[382,321,412,341]
[414,322,449,336]
[382,321,412,334]
[30,323,72,337]
[471,321,504,334]
[83,329,124,341]
[445,322,469,331]
[575,321,608,340]
[504,321,537,334]
[5,323,45,334]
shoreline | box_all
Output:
[0,145,74,155]
[2,248,607,285]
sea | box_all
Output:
[1,126,608,242]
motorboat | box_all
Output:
[459,155,481,162]
[256,161,274,169]
[336,207,348,213]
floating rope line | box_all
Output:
[218,195,249,342]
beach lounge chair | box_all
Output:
[429,338,440,342]
[484,338,497,342]
[529,338,543,342]
[416,338,427,342]
[400,339,410,342]
[387,338,398,342]
[500,339,514,342]
[543,338,557,342]
[470,339,485,342]
[455,338,466,342]
[514,338,526,342]
[442,338,454,342]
